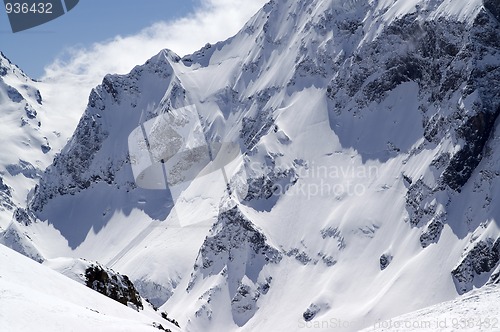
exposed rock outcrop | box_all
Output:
[85,263,143,310]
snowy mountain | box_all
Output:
[0,52,46,222]
[1,0,500,331]
[0,52,56,245]
[0,51,81,262]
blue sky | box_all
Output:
[0,0,197,78]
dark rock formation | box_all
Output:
[442,110,500,192]
[303,303,321,322]
[13,208,35,226]
[452,238,500,294]
[380,253,393,270]
[189,205,282,285]
[85,263,143,310]
[420,216,445,248]
[6,160,40,179]
[188,205,281,325]
[484,0,500,22]
[6,85,23,103]
[0,176,14,212]
[405,180,436,227]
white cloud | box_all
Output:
[40,0,267,141]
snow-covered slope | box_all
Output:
[362,284,500,332]
[1,0,500,331]
[0,243,180,332]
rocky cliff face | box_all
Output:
[187,205,281,326]
[30,51,180,215]
[452,237,500,294]
[0,176,14,213]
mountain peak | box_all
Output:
[150,49,181,65]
